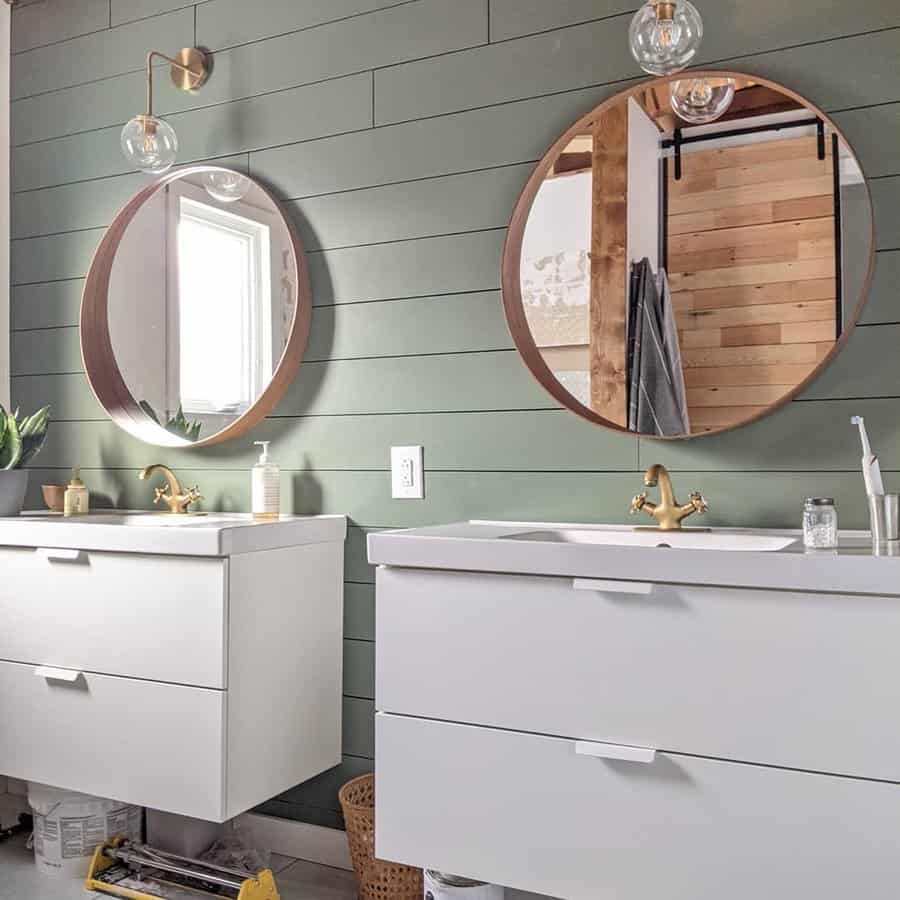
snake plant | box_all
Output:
[0,405,50,470]
[139,400,203,442]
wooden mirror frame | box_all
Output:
[81,165,312,448]
[501,70,876,440]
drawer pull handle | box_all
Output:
[36,547,84,563]
[572,578,653,595]
[575,741,656,764]
[34,666,83,683]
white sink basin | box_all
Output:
[70,512,232,527]
[504,528,797,552]
[369,521,896,596]
[0,511,346,556]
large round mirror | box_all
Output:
[503,72,874,438]
[81,166,310,447]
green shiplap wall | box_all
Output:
[9,0,900,828]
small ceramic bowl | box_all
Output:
[41,484,66,513]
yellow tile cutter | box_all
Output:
[86,837,280,900]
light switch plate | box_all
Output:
[391,446,424,499]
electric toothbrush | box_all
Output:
[851,415,884,496]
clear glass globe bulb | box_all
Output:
[120,115,178,174]
[629,0,703,76]
[204,170,251,203]
[670,77,735,124]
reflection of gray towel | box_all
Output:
[627,259,690,436]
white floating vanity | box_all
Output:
[0,512,345,823]
[370,521,900,900]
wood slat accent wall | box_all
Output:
[7,0,896,828]
[668,136,838,432]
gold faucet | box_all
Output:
[139,464,203,515]
[630,463,708,531]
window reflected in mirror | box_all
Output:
[507,73,873,438]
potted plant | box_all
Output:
[0,405,50,516]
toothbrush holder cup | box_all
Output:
[885,493,899,542]
[868,494,900,545]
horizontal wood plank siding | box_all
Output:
[669,135,838,433]
[9,0,899,829]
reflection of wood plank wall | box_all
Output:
[590,104,629,426]
[667,136,836,433]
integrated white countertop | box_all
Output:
[368,521,900,595]
[0,511,346,556]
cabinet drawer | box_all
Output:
[377,567,900,782]
[0,660,226,821]
[0,547,226,687]
[377,713,900,900]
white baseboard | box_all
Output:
[236,813,548,899]
[237,812,352,870]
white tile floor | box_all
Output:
[0,834,358,900]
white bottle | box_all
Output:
[251,441,280,519]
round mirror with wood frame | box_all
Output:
[502,71,875,439]
[81,166,311,448]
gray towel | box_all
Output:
[627,258,691,436]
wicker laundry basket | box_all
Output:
[339,774,423,900]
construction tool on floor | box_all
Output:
[85,837,280,900]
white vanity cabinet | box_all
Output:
[370,523,900,900]
[0,514,346,822]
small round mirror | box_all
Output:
[502,72,874,438]
[81,166,311,447]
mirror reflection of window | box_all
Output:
[520,169,592,408]
[173,195,272,417]
[165,183,275,432]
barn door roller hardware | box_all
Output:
[662,116,826,181]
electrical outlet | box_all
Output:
[391,446,424,499]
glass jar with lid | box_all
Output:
[803,497,838,550]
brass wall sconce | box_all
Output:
[120,48,211,174]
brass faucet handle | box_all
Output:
[689,491,709,514]
[187,486,203,503]
[152,485,170,504]
[630,492,648,515]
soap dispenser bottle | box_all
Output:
[63,466,90,517]
[252,441,280,519]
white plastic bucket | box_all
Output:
[28,783,142,879]
[424,871,505,900]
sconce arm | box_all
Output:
[144,49,208,117]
